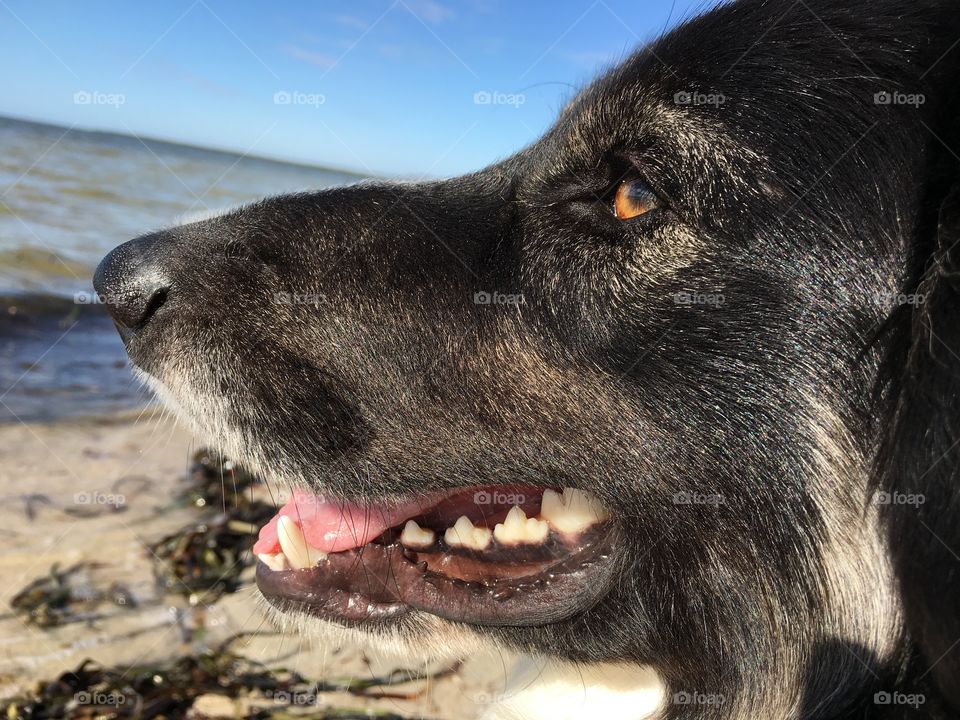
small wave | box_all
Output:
[0,246,92,278]
[58,185,131,202]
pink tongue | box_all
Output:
[252,488,436,555]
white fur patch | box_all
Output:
[483,657,665,720]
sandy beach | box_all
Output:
[0,409,507,718]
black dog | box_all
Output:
[95,0,960,717]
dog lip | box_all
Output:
[255,526,617,627]
[253,486,617,626]
[255,566,411,624]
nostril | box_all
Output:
[136,285,169,329]
[93,234,173,334]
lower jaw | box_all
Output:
[255,528,616,627]
[256,562,410,624]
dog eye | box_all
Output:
[613,179,661,220]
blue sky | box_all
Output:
[0,0,712,177]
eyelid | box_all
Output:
[614,153,678,209]
[543,172,614,205]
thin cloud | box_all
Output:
[155,59,236,97]
[282,44,338,68]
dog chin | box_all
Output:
[257,593,488,667]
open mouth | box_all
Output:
[253,485,617,626]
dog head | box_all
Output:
[95,0,960,715]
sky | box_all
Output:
[0,0,713,177]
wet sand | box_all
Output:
[0,409,508,718]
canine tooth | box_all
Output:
[539,488,609,534]
[400,520,435,548]
[444,515,492,551]
[494,505,549,545]
[257,552,290,572]
[540,489,564,518]
[277,515,320,569]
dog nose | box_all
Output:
[93,234,172,332]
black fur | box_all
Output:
[95,0,960,716]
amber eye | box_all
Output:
[613,179,661,220]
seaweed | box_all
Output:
[5,634,450,719]
[10,562,136,628]
[180,448,266,519]
[149,516,261,604]
[150,449,275,604]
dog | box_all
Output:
[94,0,960,717]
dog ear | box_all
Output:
[874,181,960,709]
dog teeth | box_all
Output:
[444,515,492,551]
[277,515,326,569]
[493,505,549,545]
[257,552,290,572]
[539,488,609,534]
[260,489,607,567]
[399,520,436,548]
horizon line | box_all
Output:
[0,111,387,181]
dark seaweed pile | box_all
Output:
[5,634,450,719]
[11,562,136,628]
[151,449,275,603]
